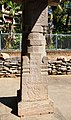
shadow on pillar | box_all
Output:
[21,0,48,55]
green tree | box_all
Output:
[52,0,71,34]
[0,0,21,33]
[8,1,21,32]
[0,0,22,49]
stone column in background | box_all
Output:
[18,0,53,117]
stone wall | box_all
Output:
[46,50,71,61]
[0,56,71,77]
[47,50,71,75]
[48,58,71,75]
[1,50,71,60]
[0,50,71,77]
[0,50,20,58]
[0,56,48,77]
[0,57,21,77]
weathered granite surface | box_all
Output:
[18,1,53,117]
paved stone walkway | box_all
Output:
[0,75,71,120]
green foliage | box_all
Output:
[52,1,71,34]
[8,1,21,16]
[0,0,22,49]
[0,0,22,33]
[12,34,21,49]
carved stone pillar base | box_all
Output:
[18,99,53,117]
[18,55,54,117]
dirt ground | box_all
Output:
[0,75,71,120]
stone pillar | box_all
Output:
[18,0,53,117]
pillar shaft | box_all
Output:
[18,0,53,117]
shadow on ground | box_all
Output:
[0,96,18,116]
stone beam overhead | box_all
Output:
[12,0,60,6]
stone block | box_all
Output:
[35,7,48,26]
[51,70,57,75]
[23,68,30,74]
[21,75,48,101]
[30,53,41,63]
[21,74,48,102]
[22,74,48,84]
[28,33,45,41]
[30,54,41,71]
[22,83,48,101]
[18,99,53,117]
[29,40,46,46]
[60,67,67,71]
[28,46,45,53]
[42,56,48,64]
[31,25,43,32]
[30,66,41,76]
[41,65,48,73]
[67,71,71,75]
[23,56,29,65]
[61,71,66,75]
